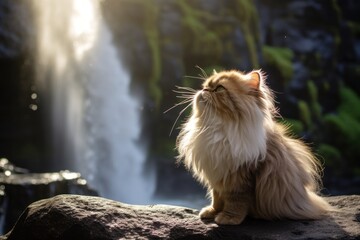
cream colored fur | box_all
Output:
[176,70,331,225]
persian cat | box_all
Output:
[176,70,331,225]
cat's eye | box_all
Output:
[214,85,226,92]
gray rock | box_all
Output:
[1,194,359,240]
[0,172,98,233]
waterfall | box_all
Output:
[31,0,154,204]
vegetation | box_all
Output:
[263,46,294,85]
[142,2,162,108]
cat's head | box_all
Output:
[193,70,274,123]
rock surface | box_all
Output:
[0,171,98,233]
[1,194,359,240]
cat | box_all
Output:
[176,69,332,225]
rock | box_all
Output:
[2,194,359,240]
[0,158,28,174]
[0,0,33,58]
[0,171,98,233]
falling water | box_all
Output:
[31,0,154,204]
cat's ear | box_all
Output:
[247,70,262,90]
[213,69,218,75]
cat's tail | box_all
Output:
[253,127,333,220]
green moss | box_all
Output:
[316,144,342,168]
[323,96,360,144]
[338,86,360,121]
[323,111,360,167]
[147,32,161,106]
[130,1,162,108]
[298,100,312,128]
[176,0,222,58]
[263,46,294,83]
[146,29,162,107]
[323,86,360,156]
[307,80,318,103]
[234,0,260,68]
[307,81,322,120]
[311,102,322,120]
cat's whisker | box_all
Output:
[183,75,206,81]
[196,65,208,79]
[176,85,195,89]
[176,95,194,99]
[169,101,193,136]
[175,85,197,92]
[165,85,198,135]
[173,90,195,95]
[163,98,193,114]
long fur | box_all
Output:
[176,70,331,224]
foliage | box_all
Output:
[263,46,294,84]
[316,144,342,175]
[298,100,312,129]
[233,0,260,68]
[338,86,360,121]
[321,87,360,173]
[307,80,322,120]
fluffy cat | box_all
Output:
[176,69,331,225]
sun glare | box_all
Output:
[70,0,99,60]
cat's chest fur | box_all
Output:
[184,117,267,186]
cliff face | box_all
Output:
[2,194,360,240]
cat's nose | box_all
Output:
[201,89,209,100]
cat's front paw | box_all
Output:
[199,206,218,219]
[215,211,246,225]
